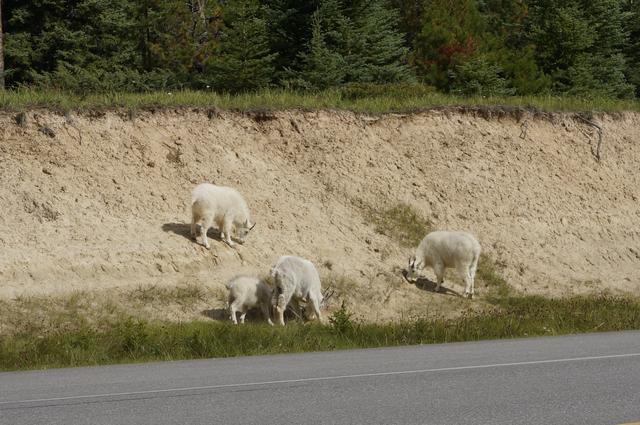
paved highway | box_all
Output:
[1,331,639,425]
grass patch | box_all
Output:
[129,284,207,305]
[476,253,512,301]
[1,294,639,371]
[1,87,639,113]
[370,203,432,248]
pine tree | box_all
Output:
[450,55,514,96]
[622,0,640,96]
[206,0,277,92]
[410,0,486,90]
[344,0,412,83]
[476,0,549,95]
[293,0,347,89]
[526,0,633,98]
[0,0,4,90]
[3,0,146,90]
[292,0,412,88]
[144,0,223,86]
[260,0,320,80]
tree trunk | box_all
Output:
[0,0,4,90]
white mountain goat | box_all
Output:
[190,183,255,248]
[270,256,323,326]
[226,275,273,325]
[407,231,481,299]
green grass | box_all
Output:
[477,254,513,301]
[1,294,639,371]
[370,203,433,248]
[129,284,208,305]
[1,87,639,113]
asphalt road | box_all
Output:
[1,331,639,425]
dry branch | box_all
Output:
[519,120,529,140]
[576,114,604,162]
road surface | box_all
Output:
[1,331,639,425]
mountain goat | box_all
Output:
[226,275,273,325]
[190,183,255,248]
[270,256,323,326]
[407,231,481,299]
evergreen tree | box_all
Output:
[144,0,223,86]
[526,0,633,97]
[292,0,347,89]
[450,55,514,96]
[205,0,277,92]
[260,0,319,80]
[3,0,144,90]
[476,0,550,94]
[0,0,4,89]
[292,0,412,88]
[410,0,485,90]
[622,0,640,96]
[389,0,425,44]
[344,0,412,83]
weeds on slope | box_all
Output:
[1,295,639,371]
[2,86,640,113]
[369,203,433,248]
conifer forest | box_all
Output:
[0,0,639,98]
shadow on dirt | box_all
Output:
[401,269,461,297]
[201,308,229,321]
[162,222,222,243]
[201,306,303,323]
[201,308,275,323]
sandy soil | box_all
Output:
[0,108,638,322]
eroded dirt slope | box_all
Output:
[0,108,638,321]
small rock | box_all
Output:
[42,167,52,175]
[38,126,56,138]
[147,160,156,167]
[15,112,27,127]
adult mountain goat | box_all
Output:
[270,256,323,326]
[407,231,481,299]
[190,183,255,248]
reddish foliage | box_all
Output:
[437,36,476,65]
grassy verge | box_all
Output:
[1,294,638,371]
[2,186,638,372]
[2,203,638,371]
[1,87,639,113]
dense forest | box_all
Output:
[0,0,639,98]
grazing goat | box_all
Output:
[408,231,481,298]
[270,256,323,326]
[226,275,273,325]
[190,183,255,248]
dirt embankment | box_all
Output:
[0,108,638,321]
